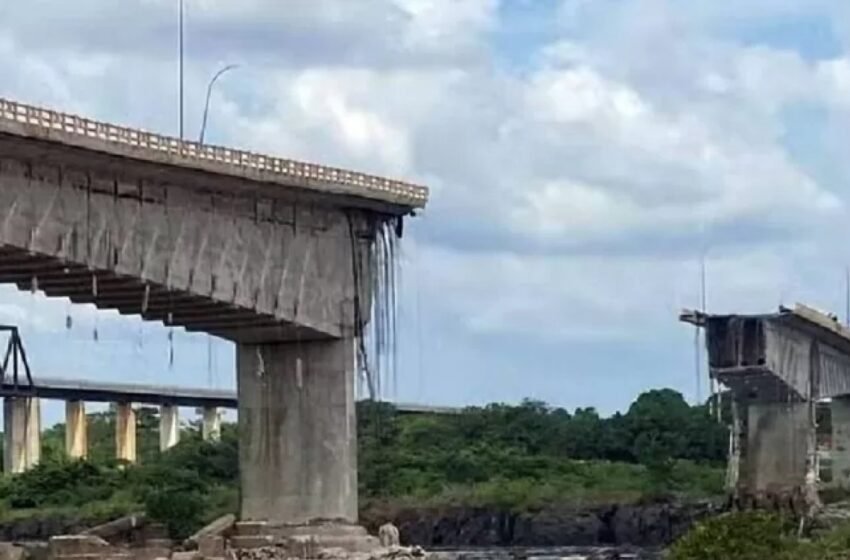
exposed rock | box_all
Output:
[363,500,722,548]
[0,543,26,560]
[82,515,147,541]
[186,516,235,549]
[377,526,399,548]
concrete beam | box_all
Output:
[159,405,180,451]
[3,397,40,474]
[65,400,87,459]
[115,403,136,464]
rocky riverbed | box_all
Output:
[362,500,721,549]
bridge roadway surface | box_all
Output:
[0,376,460,414]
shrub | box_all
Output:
[669,511,799,560]
[1,460,123,508]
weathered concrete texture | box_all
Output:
[115,403,136,463]
[3,397,40,473]
[0,155,377,342]
[201,406,221,442]
[159,405,180,451]
[65,400,87,459]
[742,401,811,494]
[833,397,850,488]
[237,338,357,524]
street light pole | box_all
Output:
[199,64,239,144]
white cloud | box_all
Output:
[3,0,850,353]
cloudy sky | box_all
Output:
[3,0,850,422]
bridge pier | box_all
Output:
[3,397,41,473]
[115,403,136,464]
[832,398,850,488]
[159,405,180,451]
[65,400,87,459]
[237,338,357,525]
[201,407,221,442]
[738,401,812,495]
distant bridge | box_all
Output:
[0,376,461,414]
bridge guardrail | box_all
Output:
[0,98,428,208]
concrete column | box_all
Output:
[741,401,810,494]
[3,397,41,474]
[725,397,742,491]
[238,338,357,524]
[832,397,850,488]
[159,405,180,451]
[65,400,87,459]
[201,407,221,442]
[115,403,137,464]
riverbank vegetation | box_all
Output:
[0,389,727,538]
[670,511,850,560]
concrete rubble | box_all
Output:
[0,520,427,560]
[233,545,427,560]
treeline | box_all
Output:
[0,388,728,538]
[359,389,728,504]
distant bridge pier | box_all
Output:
[159,405,180,451]
[115,403,137,464]
[238,339,358,524]
[3,397,40,474]
[65,400,87,459]
[201,407,221,442]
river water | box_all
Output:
[429,547,660,560]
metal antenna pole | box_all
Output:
[199,64,239,143]
[845,266,849,327]
[179,0,185,141]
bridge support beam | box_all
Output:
[65,400,87,459]
[115,403,136,464]
[3,397,41,474]
[237,338,357,525]
[201,407,220,442]
[739,401,811,495]
[159,405,180,451]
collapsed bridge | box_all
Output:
[0,97,428,541]
[683,303,850,498]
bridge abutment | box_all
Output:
[237,338,357,525]
[3,397,40,473]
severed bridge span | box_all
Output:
[0,97,428,545]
